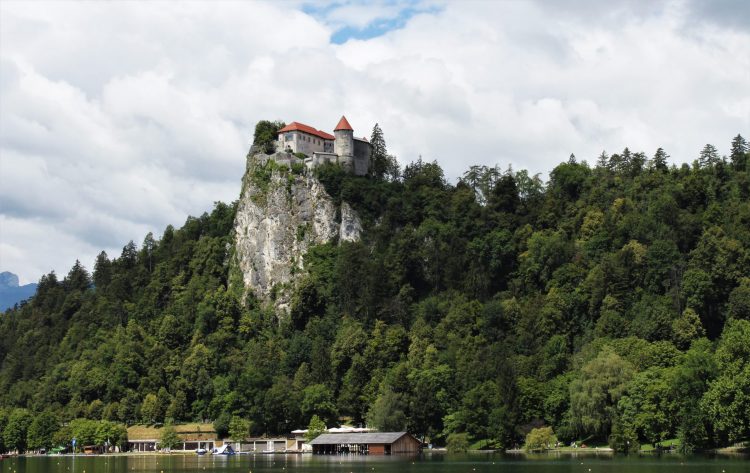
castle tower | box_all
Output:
[334,116,354,168]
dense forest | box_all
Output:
[1,127,749,454]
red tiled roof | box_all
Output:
[278,122,334,140]
[334,116,353,131]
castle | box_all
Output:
[276,116,372,176]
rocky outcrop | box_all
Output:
[233,154,361,310]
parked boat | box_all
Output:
[212,445,235,455]
[195,448,207,455]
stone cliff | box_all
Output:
[233,152,362,310]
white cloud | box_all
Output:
[1,0,749,284]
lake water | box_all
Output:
[4,452,749,473]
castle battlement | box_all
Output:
[276,115,372,176]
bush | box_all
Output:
[291,161,306,175]
[253,120,285,154]
[158,423,181,450]
[524,426,557,452]
[446,432,469,453]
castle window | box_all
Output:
[285,133,293,141]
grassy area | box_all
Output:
[640,438,680,452]
[554,436,611,451]
[127,423,215,440]
[468,438,502,450]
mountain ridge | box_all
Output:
[0,271,37,312]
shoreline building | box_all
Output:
[290,426,374,452]
[126,424,217,452]
[308,432,421,455]
[277,116,372,176]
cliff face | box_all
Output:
[233,153,361,310]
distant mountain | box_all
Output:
[0,271,37,311]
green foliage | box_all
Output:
[249,158,283,197]
[67,419,126,449]
[570,349,634,439]
[367,389,408,432]
[228,416,251,442]
[140,393,159,424]
[1,135,750,451]
[301,384,337,426]
[524,426,557,451]
[446,432,469,453]
[700,319,750,444]
[672,308,705,349]
[369,123,399,180]
[158,423,181,450]
[618,368,676,445]
[253,120,285,154]
[609,419,640,453]
[213,412,231,439]
[3,409,32,453]
[27,411,58,451]
[305,415,326,442]
[728,278,750,321]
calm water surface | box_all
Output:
[4,452,749,473]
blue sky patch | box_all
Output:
[302,2,441,44]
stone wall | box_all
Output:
[277,131,331,155]
[308,152,338,170]
[334,129,353,157]
[352,138,372,176]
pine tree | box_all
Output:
[119,241,138,269]
[596,151,609,169]
[699,144,720,168]
[653,148,669,171]
[64,260,91,292]
[141,232,156,273]
[93,251,112,289]
[730,134,748,171]
[370,123,388,179]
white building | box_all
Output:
[277,116,372,176]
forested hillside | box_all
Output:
[1,131,749,454]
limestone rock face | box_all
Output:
[339,202,363,242]
[233,154,361,310]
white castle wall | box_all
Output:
[334,129,354,157]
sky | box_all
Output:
[1,0,749,285]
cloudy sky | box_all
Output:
[1,0,749,284]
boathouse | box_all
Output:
[126,424,217,452]
[309,432,421,454]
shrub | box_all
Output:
[524,426,557,452]
[158,423,181,450]
[253,120,285,154]
[446,432,469,453]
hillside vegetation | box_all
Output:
[1,130,749,453]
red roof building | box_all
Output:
[274,115,371,176]
[277,122,334,140]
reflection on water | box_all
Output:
[4,451,750,473]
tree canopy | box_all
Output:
[1,133,749,452]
